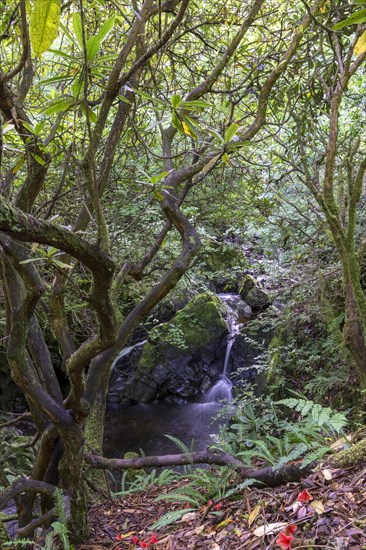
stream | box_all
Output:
[104,294,248,461]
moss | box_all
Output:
[137,292,228,373]
[0,517,8,544]
[239,274,256,297]
[202,242,247,272]
[124,451,146,480]
[84,403,109,501]
[137,342,160,373]
[330,438,366,468]
[266,334,282,386]
[159,292,227,350]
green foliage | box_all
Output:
[149,508,197,531]
[0,429,36,488]
[265,279,356,409]
[3,489,73,549]
[114,468,179,496]
[276,398,348,433]
[333,8,366,30]
[216,395,347,471]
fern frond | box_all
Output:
[275,442,309,469]
[223,478,257,499]
[149,508,196,531]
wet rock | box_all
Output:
[239,274,270,311]
[108,292,229,404]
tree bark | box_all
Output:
[85,449,313,488]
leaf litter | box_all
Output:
[77,462,366,549]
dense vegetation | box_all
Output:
[0,0,365,545]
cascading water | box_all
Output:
[203,294,244,403]
[112,340,147,372]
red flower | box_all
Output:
[276,531,294,549]
[115,534,124,540]
[130,535,140,544]
[150,533,158,544]
[284,524,297,536]
[214,502,224,510]
[140,543,148,549]
[297,489,313,503]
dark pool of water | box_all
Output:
[104,401,232,459]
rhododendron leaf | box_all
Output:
[354,30,366,56]
[30,0,61,57]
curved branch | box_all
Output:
[85,450,312,488]
[1,0,29,83]
[0,195,114,276]
[0,479,57,509]
[117,0,190,89]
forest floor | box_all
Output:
[77,461,366,550]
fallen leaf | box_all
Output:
[181,512,198,522]
[253,522,288,537]
[296,506,308,520]
[321,469,333,481]
[310,501,325,514]
[216,518,233,530]
[216,529,229,541]
[248,504,261,528]
[114,531,136,540]
[297,489,313,503]
[292,501,301,513]
[276,531,294,549]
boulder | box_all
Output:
[230,322,273,394]
[200,241,248,293]
[108,292,229,404]
[239,274,270,311]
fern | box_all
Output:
[164,434,194,473]
[276,398,347,433]
[164,434,192,455]
[275,442,309,469]
[155,484,205,507]
[44,488,72,550]
[149,508,196,531]
[3,539,39,548]
[114,468,179,496]
[300,446,330,469]
[222,478,256,499]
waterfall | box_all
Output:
[112,340,147,373]
[204,294,243,403]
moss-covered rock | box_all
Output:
[199,241,249,293]
[239,274,270,310]
[110,292,229,404]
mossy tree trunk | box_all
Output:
[296,32,366,392]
